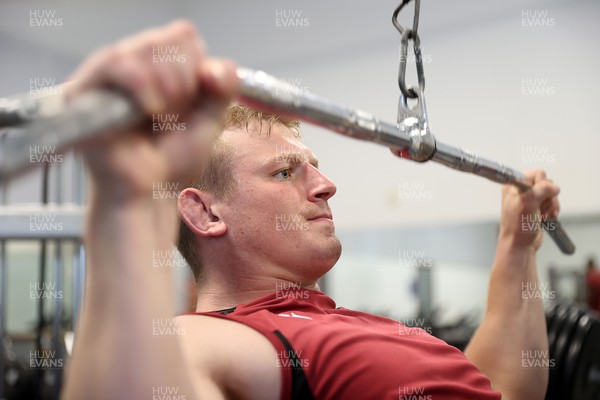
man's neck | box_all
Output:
[194,278,320,312]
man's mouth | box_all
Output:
[307,213,333,221]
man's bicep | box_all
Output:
[176,317,228,397]
[187,375,228,400]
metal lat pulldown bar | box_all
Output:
[0,68,576,254]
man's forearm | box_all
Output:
[465,241,548,400]
[61,195,194,399]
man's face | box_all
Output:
[217,122,342,283]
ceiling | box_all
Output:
[0,0,577,69]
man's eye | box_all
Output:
[274,169,292,180]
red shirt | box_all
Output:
[195,288,501,400]
[587,270,600,312]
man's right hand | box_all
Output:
[66,20,239,202]
[61,22,242,400]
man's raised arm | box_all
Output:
[59,21,239,399]
[465,170,560,400]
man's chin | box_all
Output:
[311,239,342,272]
[279,238,342,281]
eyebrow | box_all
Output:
[264,152,319,169]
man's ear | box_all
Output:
[178,188,227,237]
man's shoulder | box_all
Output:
[174,314,282,400]
[174,313,279,360]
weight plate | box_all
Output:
[571,315,600,400]
[554,307,585,398]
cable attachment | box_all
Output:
[395,86,435,162]
[393,0,425,99]
[392,0,434,162]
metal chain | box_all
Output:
[392,0,425,99]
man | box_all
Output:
[586,258,600,313]
[61,21,560,399]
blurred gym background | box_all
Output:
[0,0,599,399]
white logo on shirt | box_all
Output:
[278,312,313,320]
